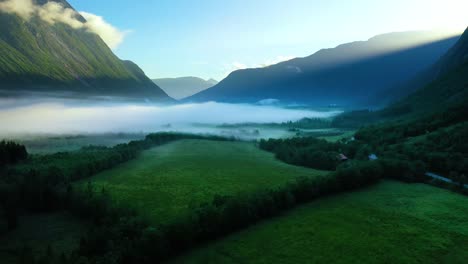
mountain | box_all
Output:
[377,28,468,105]
[332,27,468,128]
[390,27,468,113]
[187,31,460,106]
[0,0,171,101]
[152,77,218,100]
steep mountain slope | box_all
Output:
[153,77,218,100]
[378,28,468,105]
[391,27,468,112]
[0,0,170,101]
[333,27,468,128]
[187,31,460,106]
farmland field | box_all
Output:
[175,180,468,264]
[78,139,325,225]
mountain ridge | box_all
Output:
[187,31,460,106]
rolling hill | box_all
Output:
[0,0,171,101]
[153,77,217,100]
[187,31,460,106]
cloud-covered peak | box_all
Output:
[0,0,127,49]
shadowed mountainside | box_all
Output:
[333,27,468,128]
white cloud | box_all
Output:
[80,12,128,50]
[221,56,296,78]
[0,0,127,49]
[0,0,34,19]
[38,1,83,29]
[259,56,295,67]
[232,62,248,70]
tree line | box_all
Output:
[0,140,28,168]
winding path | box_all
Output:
[425,172,468,189]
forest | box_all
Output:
[260,101,468,186]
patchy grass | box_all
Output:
[79,139,324,225]
[175,180,468,264]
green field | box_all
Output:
[0,213,86,264]
[79,139,324,225]
[175,180,468,264]
[14,133,146,154]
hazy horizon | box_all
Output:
[0,99,341,137]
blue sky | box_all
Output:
[68,0,467,80]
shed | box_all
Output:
[338,153,349,162]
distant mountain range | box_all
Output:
[0,0,171,101]
[152,77,217,100]
[187,31,460,107]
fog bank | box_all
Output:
[0,101,340,136]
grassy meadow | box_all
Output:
[175,180,468,264]
[78,139,325,225]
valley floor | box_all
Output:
[77,139,324,225]
[174,180,468,264]
[2,139,467,263]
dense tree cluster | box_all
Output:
[330,104,413,128]
[355,102,468,181]
[259,137,346,170]
[0,140,28,168]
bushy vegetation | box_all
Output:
[258,136,378,172]
[0,212,86,264]
[259,137,346,170]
